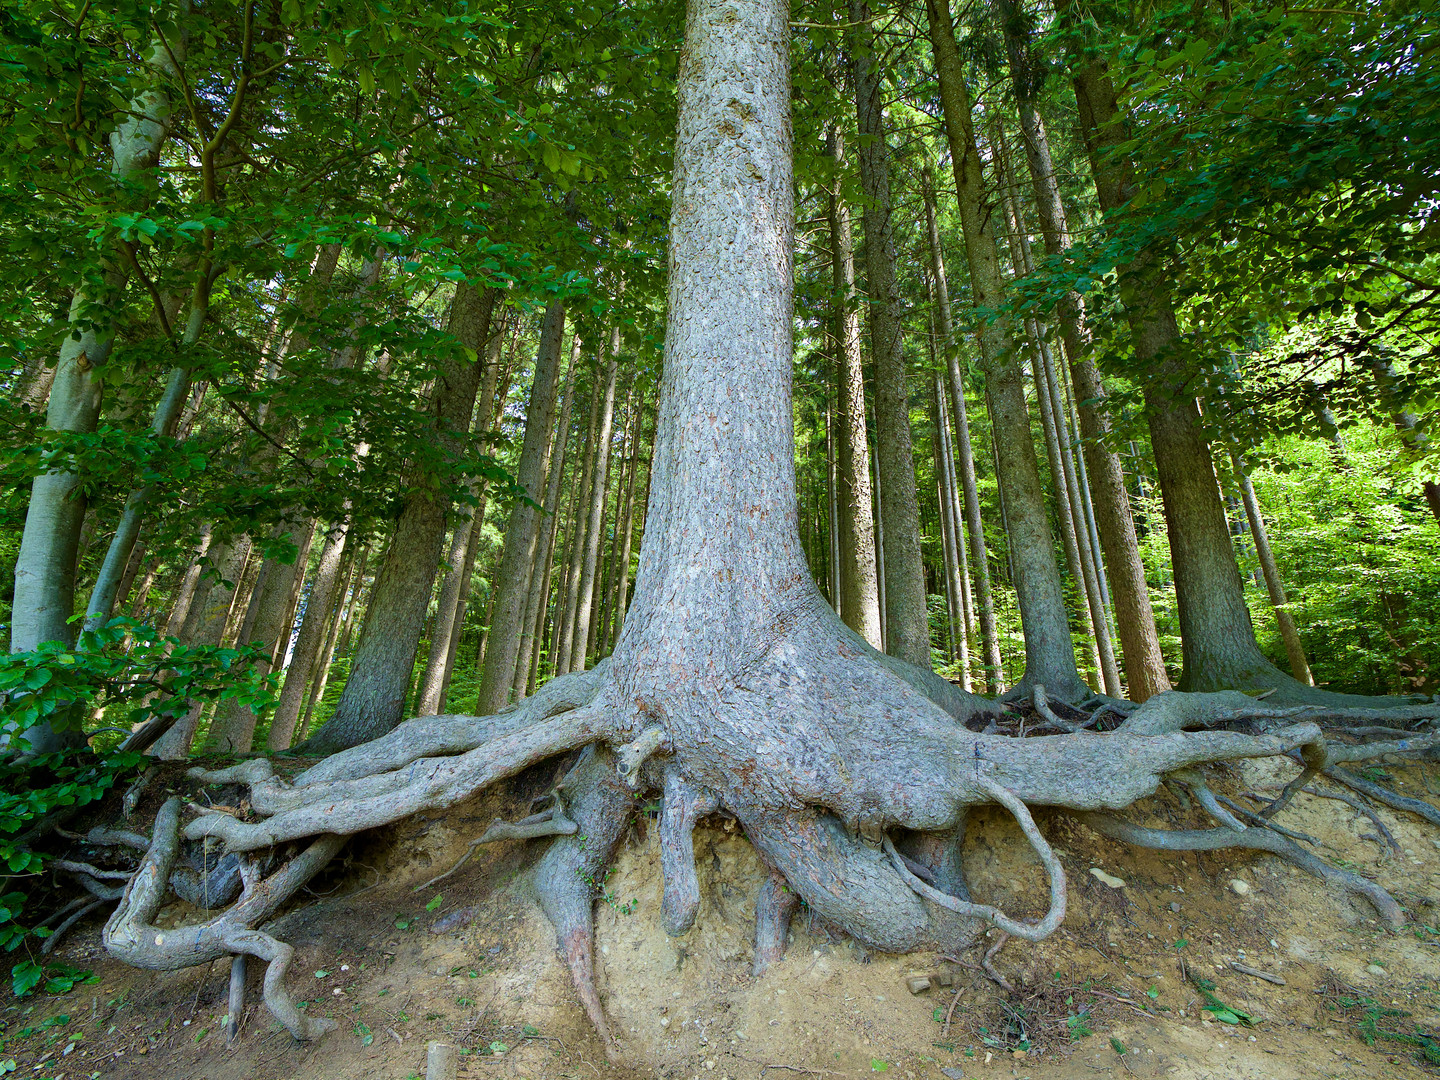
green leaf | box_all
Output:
[425,894,443,912]
[11,961,42,998]
[870,1059,889,1072]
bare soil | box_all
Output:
[8,756,1439,1080]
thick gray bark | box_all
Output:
[848,1,932,669]
[474,300,568,714]
[304,285,492,752]
[926,0,1086,700]
[825,127,884,648]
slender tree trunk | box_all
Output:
[608,401,652,650]
[926,0,1085,699]
[414,297,508,715]
[305,285,493,751]
[514,338,580,698]
[600,383,641,651]
[299,542,366,740]
[570,340,621,672]
[152,535,252,758]
[596,379,636,654]
[1232,457,1314,685]
[9,39,188,750]
[1367,355,1440,525]
[825,126,884,648]
[268,523,351,749]
[474,300,569,714]
[557,367,601,675]
[998,0,1170,701]
[849,1,931,669]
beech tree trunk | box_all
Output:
[925,0,1087,701]
[826,127,884,649]
[849,0,932,669]
[10,36,185,752]
[474,300,568,714]
[556,367,602,677]
[268,523,351,749]
[304,285,492,752]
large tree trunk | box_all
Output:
[150,2,1364,1054]
[825,127,884,649]
[997,0,1169,701]
[925,0,1087,701]
[848,1,932,669]
[474,300,568,714]
[303,285,492,752]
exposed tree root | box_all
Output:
[1324,766,1440,827]
[84,637,1440,1056]
[103,797,346,1040]
[752,868,801,976]
[1074,811,1404,928]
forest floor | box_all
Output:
[7,753,1440,1080]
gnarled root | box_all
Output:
[103,797,345,1040]
[533,746,636,1062]
[752,869,800,976]
[1075,811,1404,929]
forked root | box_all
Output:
[883,775,1066,944]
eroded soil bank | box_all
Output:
[8,756,1439,1080]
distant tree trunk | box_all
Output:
[557,367,602,676]
[304,284,492,752]
[998,0,1169,701]
[474,300,569,714]
[931,373,969,683]
[414,298,508,715]
[825,126,884,649]
[299,543,366,741]
[152,535,252,759]
[570,341,621,672]
[1231,457,1314,685]
[993,166,1116,695]
[514,338,580,698]
[1366,355,1440,525]
[849,1,932,669]
[268,523,351,749]
[600,383,641,652]
[926,0,1087,700]
[607,401,652,651]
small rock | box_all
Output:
[1090,868,1126,889]
[1366,964,1387,976]
[1170,902,1182,913]
[906,976,932,995]
[1230,879,1251,896]
[660,1017,670,1028]
[429,905,477,934]
[1011,1048,1027,1059]
[942,1069,966,1080]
